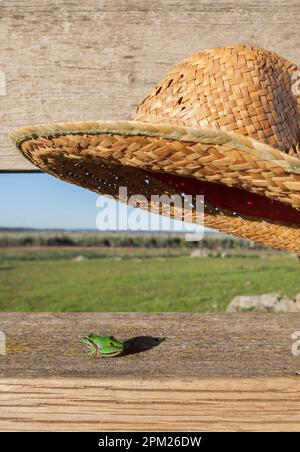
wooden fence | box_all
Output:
[0,0,300,431]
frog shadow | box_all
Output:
[122,336,166,356]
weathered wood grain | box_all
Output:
[1,377,300,431]
[1,313,300,431]
[1,313,300,378]
[1,1,300,171]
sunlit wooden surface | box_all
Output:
[1,0,299,171]
[1,313,300,431]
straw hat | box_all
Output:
[11,45,300,252]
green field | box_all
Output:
[0,249,299,312]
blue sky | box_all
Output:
[0,173,204,234]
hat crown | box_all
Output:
[133,45,300,154]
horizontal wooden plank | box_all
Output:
[1,313,300,378]
[1,0,300,171]
[1,376,300,431]
[1,313,300,431]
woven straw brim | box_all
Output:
[11,120,300,253]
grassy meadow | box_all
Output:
[0,231,299,312]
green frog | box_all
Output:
[81,334,125,358]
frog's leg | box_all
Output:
[87,344,97,358]
[81,338,97,357]
[101,349,124,358]
[81,337,92,348]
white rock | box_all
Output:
[226,293,299,313]
[73,255,87,262]
[190,249,209,258]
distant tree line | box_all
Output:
[0,232,266,250]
